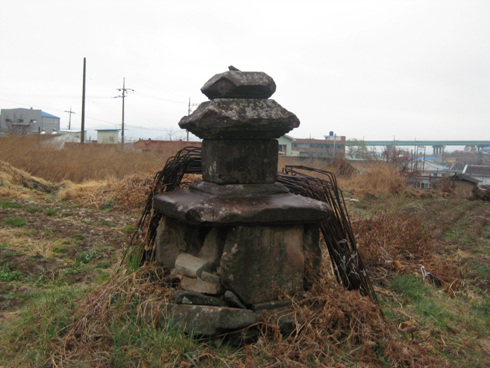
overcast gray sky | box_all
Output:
[1,0,489,142]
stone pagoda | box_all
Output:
[152,68,332,336]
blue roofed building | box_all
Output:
[0,107,60,136]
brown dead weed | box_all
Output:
[58,172,154,210]
[342,163,407,199]
[354,211,462,294]
[253,287,438,368]
[51,257,443,368]
[0,135,172,183]
[0,160,55,198]
[58,172,201,211]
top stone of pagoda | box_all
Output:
[179,67,299,140]
[201,68,276,99]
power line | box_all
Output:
[135,91,189,104]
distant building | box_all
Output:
[96,129,120,144]
[292,134,346,158]
[58,130,87,141]
[49,130,88,148]
[276,133,346,158]
[0,107,60,136]
[405,156,451,189]
[463,165,490,187]
[433,173,480,198]
[277,135,296,156]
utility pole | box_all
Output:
[81,57,86,144]
[115,77,134,149]
[64,106,75,130]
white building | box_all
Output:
[276,135,297,156]
[96,129,120,144]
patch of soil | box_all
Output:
[0,197,140,320]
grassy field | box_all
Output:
[0,137,488,367]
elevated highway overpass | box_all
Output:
[345,140,490,154]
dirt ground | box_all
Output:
[0,196,138,321]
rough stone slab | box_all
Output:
[178,99,300,139]
[190,181,289,197]
[201,70,276,99]
[155,217,206,269]
[200,271,221,284]
[154,189,332,226]
[219,225,305,305]
[224,290,247,309]
[198,227,227,269]
[165,303,258,336]
[173,290,226,307]
[251,299,292,312]
[175,253,210,278]
[181,276,222,295]
[202,139,278,184]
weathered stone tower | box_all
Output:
[152,68,332,335]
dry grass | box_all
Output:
[354,211,462,294]
[0,135,175,183]
[0,160,54,198]
[252,287,438,368]
[58,172,202,211]
[0,228,56,258]
[343,163,406,198]
[279,157,357,180]
[278,156,335,173]
[58,173,154,210]
[279,156,406,199]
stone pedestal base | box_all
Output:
[155,216,322,305]
[219,225,305,304]
[153,179,330,331]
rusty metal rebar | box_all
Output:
[123,147,201,265]
[278,165,377,302]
